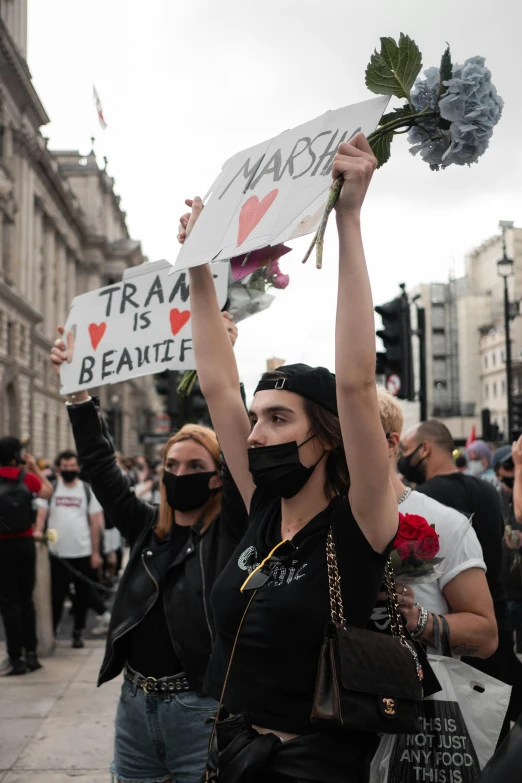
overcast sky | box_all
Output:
[27,0,522,397]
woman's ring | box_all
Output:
[402,586,407,595]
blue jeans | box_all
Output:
[111,678,218,783]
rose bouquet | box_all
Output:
[390,512,442,583]
[304,33,503,267]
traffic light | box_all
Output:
[154,370,180,425]
[512,395,522,439]
[105,407,122,450]
[154,370,169,399]
[183,379,210,426]
[374,291,414,400]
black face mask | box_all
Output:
[500,476,514,490]
[61,470,80,484]
[162,470,217,512]
[397,444,427,485]
[248,436,324,499]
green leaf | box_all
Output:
[370,131,393,169]
[439,44,452,85]
[365,33,422,100]
[379,105,412,127]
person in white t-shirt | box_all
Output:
[372,388,498,659]
[35,450,108,648]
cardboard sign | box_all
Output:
[59,260,229,394]
[174,95,388,270]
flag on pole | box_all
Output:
[93,86,107,130]
[465,425,476,448]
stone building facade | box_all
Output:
[0,1,160,458]
[410,226,521,441]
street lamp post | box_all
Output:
[497,220,515,439]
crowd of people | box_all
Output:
[1,134,521,781]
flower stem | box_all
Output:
[177,369,198,397]
[301,109,437,267]
[302,178,343,269]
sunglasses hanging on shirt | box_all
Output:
[240,539,296,592]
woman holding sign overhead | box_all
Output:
[49,316,247,783]
[178,134,408,783]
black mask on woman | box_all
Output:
[162,470,217,512]
[61,470,80,484]
[397,444,427,485]
[248,436,324,499]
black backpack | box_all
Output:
[0,471,34,534]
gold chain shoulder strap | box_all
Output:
[325,528,424,680]
[326,527,346,625]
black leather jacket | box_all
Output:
[67,398,248,691]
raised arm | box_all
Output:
[50,328,155,544]
[179,198,254,510]
[333,136,398,552]
[25,454,53,499]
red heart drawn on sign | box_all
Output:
[237,189,278,247]
[170,309,191,335]
[88,322,106,351]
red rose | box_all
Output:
[393,513,440,560]
[396,541,413,561]
[412,525,440,560]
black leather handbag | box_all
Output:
[310,528,424,734]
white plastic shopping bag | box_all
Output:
[370,655,511,783]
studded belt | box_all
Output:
[124,664,192,695]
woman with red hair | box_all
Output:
[49,333,247,783]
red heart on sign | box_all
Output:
[88,322,106,350]
[170,309,191,335]
[237,189,278,247]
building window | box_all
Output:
[492,352,496,367]
[19,325,26,357]
[484,355,488,369]
[493,382,497,398]
[501,349,505,363]
[485,383,489,400]
[501,379,506,395]
[7,320,13,357]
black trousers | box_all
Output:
[0,537,37,659]
[50,554,105,633]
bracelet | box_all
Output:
[410,603,429,640]
[65,394,92,407]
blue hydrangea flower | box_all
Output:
[407,56,503,170]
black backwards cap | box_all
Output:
[254,363,338,416]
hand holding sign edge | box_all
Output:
[51,326,90,403]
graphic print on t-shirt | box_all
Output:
[237,544,308,586]
[55,496,82,508]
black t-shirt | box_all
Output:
[416,473,508,623]
[204,490,395,736]
[125,523,191,677]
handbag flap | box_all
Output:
[335,624,423,700]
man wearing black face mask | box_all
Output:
[35,450,108,648]
[401,420,522,743]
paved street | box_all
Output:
[0,640,118,782]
